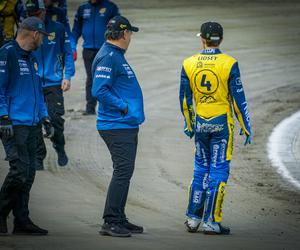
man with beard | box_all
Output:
[0,17,53,235]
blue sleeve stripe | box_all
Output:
[180,66,195,132]
[229,62,251,135]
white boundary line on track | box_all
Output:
[267,111,300,190]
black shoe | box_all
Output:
[13,222,48,236]
[99,223,131,237]
[123,220,143,234]
[57,149,68,167]
[0,216,8,235]
[82,110,95,116]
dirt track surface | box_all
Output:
[1,0,300,249]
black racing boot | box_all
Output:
[0,216,8,235]
[99,222,131,237]
[122,220,143,234]
[13,219,48,236]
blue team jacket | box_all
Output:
[92,42,145,130]
[33,18,75,88]
[0,40,48,125]
[72,0,120,49]
[46,4,76,50]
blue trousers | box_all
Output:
[186,114,233,223]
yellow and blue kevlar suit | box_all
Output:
[179,48,251,224]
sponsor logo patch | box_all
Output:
[99,8,106,14]
[34,62,38,71]
[48,32,56,41]
[0,60,7,66]
[235,77,242,85]
[95,74,111,79]
[96,66,112,73]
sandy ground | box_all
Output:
[1,0,300,249]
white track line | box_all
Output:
[267,111,300,190]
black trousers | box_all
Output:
[83,48,98,112]
[0,126,39,224]
[36,86,65,166]
[99,128,139,224]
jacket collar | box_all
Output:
[104,41,126,54]
[201,48,222,55]
[13,40,31,57]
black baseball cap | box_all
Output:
[25,0,45,13]
[107,15,139,32]
[197,21,223,41]
[19,16,49,36]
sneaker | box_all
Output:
[57,149,68,167]
[99,222,131,237]
[203,222,230,235]
[123,220,143,234]
[185,217,201,233]
[13,221,48,236]
[0,216,8,235]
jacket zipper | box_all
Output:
[29,58,37,125]
[41,46,45,87]
[92,5,95,48]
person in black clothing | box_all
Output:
[92,16,145,237]
[0,17,53,236]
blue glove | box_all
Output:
[184,122,194,139]
[239,128,251,146]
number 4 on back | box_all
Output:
[201,74,211,91]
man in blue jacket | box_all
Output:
[92,16,144,237]
[44,0,76,57]
[26,0,75,168]
[0,17,53,236]
[72,0,119,115]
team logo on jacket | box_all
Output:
[99,8,106,15]
[197,62,203,68]
[52,15,58,22]
[200,95,216,103]
[48,32,56,41]
[34,62,38,71]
